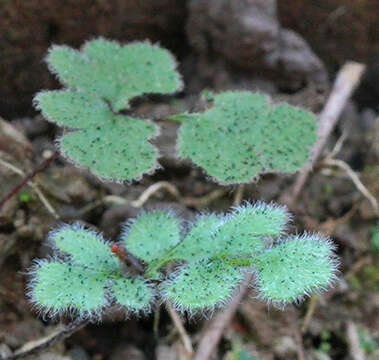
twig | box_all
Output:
[326,131,347,160]
[301,295,319,333]
[289,62,366,204]
[233,184,245,206]
[183,189,228,208]
[1,319,88,360]
[166,302,194,357]
[0,155,60,219]
[346,321,366,360]
[193,273,253,360]
[322,158,378,215]
[293,325,305,360]
[131,181,181,207]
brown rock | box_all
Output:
[186,0,328,90]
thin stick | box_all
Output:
[166,302,194,356]
[322,158,378,215]
[301,296,319,333]
[131,181,181,207]
[193,273,253,360]
[0,156,60,219]
[346,321,366,360]
[290,62,365,203]
[1,319,88,360]
[293,325,305,360]
[183,189,228,208]
[233,184,245,206]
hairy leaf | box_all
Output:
[35,90,112,129]
[175,91,317,184]
[162,260,244,311]
[111,277,153,313]
[30,261,108,317]
[171,215,222,262]
[49,224,120,273]
[35,38,182,182]
[122,211,181,263]
[46,39,182,111]
[212,202,289,257]
[59,114,158,181]
[254,234,338,304]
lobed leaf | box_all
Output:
[30,261,108,318]
[46,39,182,111]
[175,91,317,184]
[172,203,288,263]
[211,202,289,257]
[49,224,120,274]
[122,211,181,263]
[36,38,182,182]
[254,234,338,304]
[59,114,159,182]
[171,215,222,262]
[35,90,112,129]
[111,277,153,313]
[162,260,244,312]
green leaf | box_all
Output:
[176,91,317,184]
[171,215,222,262]
[59,114,159,181]
[254,234,338,304]
[162,259,244,312]
[111,277,153,313]
[30,261,108,318]
[47,39,182,111]
[122,211,181,263]
[371,223,379,254]
[36,38,182,182]
[49,224,120,274]
[211,202,288,258]
[35,90,112,129]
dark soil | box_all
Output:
[0,2,378,360]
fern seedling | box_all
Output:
[27,224,153,319]
[35,38,182,182]
[28,202,338,320]
[171,91,317,184]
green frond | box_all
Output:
[162,260,244,312]
[59,114,158,182]
[35,90,111,129]
[122,211,181,263]
[254,234,338,304]
[49,224,120,273]
[111,277,153,313]
[211,202,289,257]
[47,39,182,111]
[175,91,317,184]
[30,261,108,318]
[171,215,222,262]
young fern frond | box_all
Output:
[253,234,338,306]
[28,203,338,319]
[172,91,317,184]
[45,39,182,111]
[35,38,182,182]
[161,260,244,312]
[28,224,153,320]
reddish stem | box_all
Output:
[0,152,58,210]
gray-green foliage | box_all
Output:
[28,225,153,319]
[35,38,182,181]
[28,203,338,319]
[173,91,317,184]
